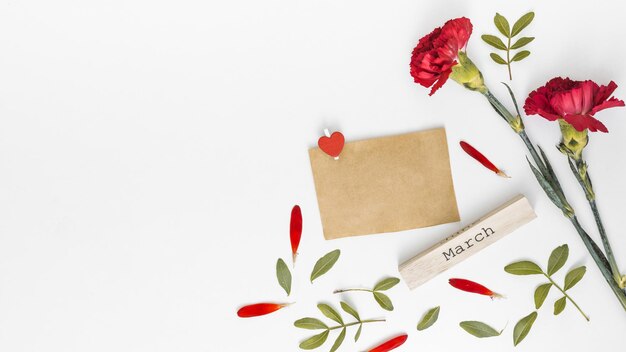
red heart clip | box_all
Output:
[318,131,344,158]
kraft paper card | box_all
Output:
[309,128,459,240]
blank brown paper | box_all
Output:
[309,128,460,240]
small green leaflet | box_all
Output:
[299,330,329,350]
[554,297,567,315]
[505,261,543,275]
[310,249,340,283]
[564,266,586,290]
[494,13,510,37]
[490,53,507,65]
[373,291,394,311]
[513,311,538,346]
[511,12,535,36]
[318,304,343,324]
[340,301,360,321]
[416,306,440,331]
[512,50,530,62]
[329,328,345,352]
[373,277,400,291]
[459,321,502,338]
[534,283,552,309]
[354,324,362,342]
[547,244,569,275]
[481,34,506,50]
[294,318,328,330]
[276,258,292,295]
[511,37,534,49]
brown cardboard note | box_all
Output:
[309,128,460,240]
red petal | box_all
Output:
[590,96,625,115]
[563,114,609,133]
[368,334,408,352]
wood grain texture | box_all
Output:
[399,195,537,290]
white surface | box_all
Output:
[1,0,625,351]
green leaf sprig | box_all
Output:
[505,244,589,321]
[333,277,400,311]
[482,12,535,80]
[294,302,385,351]
[311,249,341,283]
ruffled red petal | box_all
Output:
[563,114,609,133]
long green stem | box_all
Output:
[333,288,372,294]
[572,158,625,290]
[481,88,626,312]
[590,200,624,289]
[543,272,589,321]
[328,319,385,330]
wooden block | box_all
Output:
[399,194,536,290]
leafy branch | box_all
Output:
[294,302,385,351]
[333,277,400,311]
[482,12,535,80]
[505,244,589,321]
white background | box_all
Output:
[1,0,625,351]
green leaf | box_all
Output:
[490,53,507,65]
[511,12,535,37]
[340,301,360,321]
[554,296,567,315]
[538,146,564,194]
[505,261,543,275]
[310,250,341,283]
[354,324,362,342]
[317,303,343,324]
[373,277,400,291]
[510,37,535,49]
[513,311,538,346]
[534,283,552,309]
[564,266,586,290]
[459,321,502,338]
[494,13,511,37]
[276,258,292,296]
[547,244,569,275]
[299,330,329,350]
[526,158,565,210]
[294,318,329,330]
[501,82,522,117]
[512,50,531,62]
[329,328,346,352]
[481,34,507,50]
[417,306,440,331]
[373,291,394,311]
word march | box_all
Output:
[442,227,495,261]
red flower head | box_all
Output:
[410,17,473,95]
[524,77,624,132]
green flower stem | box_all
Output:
[571,158,625,290]
[327,319,385,330]
[543,272,589,321]
[481,88,626,312]
[590,199,625,289]
[333,288,372,294]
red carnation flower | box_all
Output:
[524,77,624,132]
[410,17,473,95]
